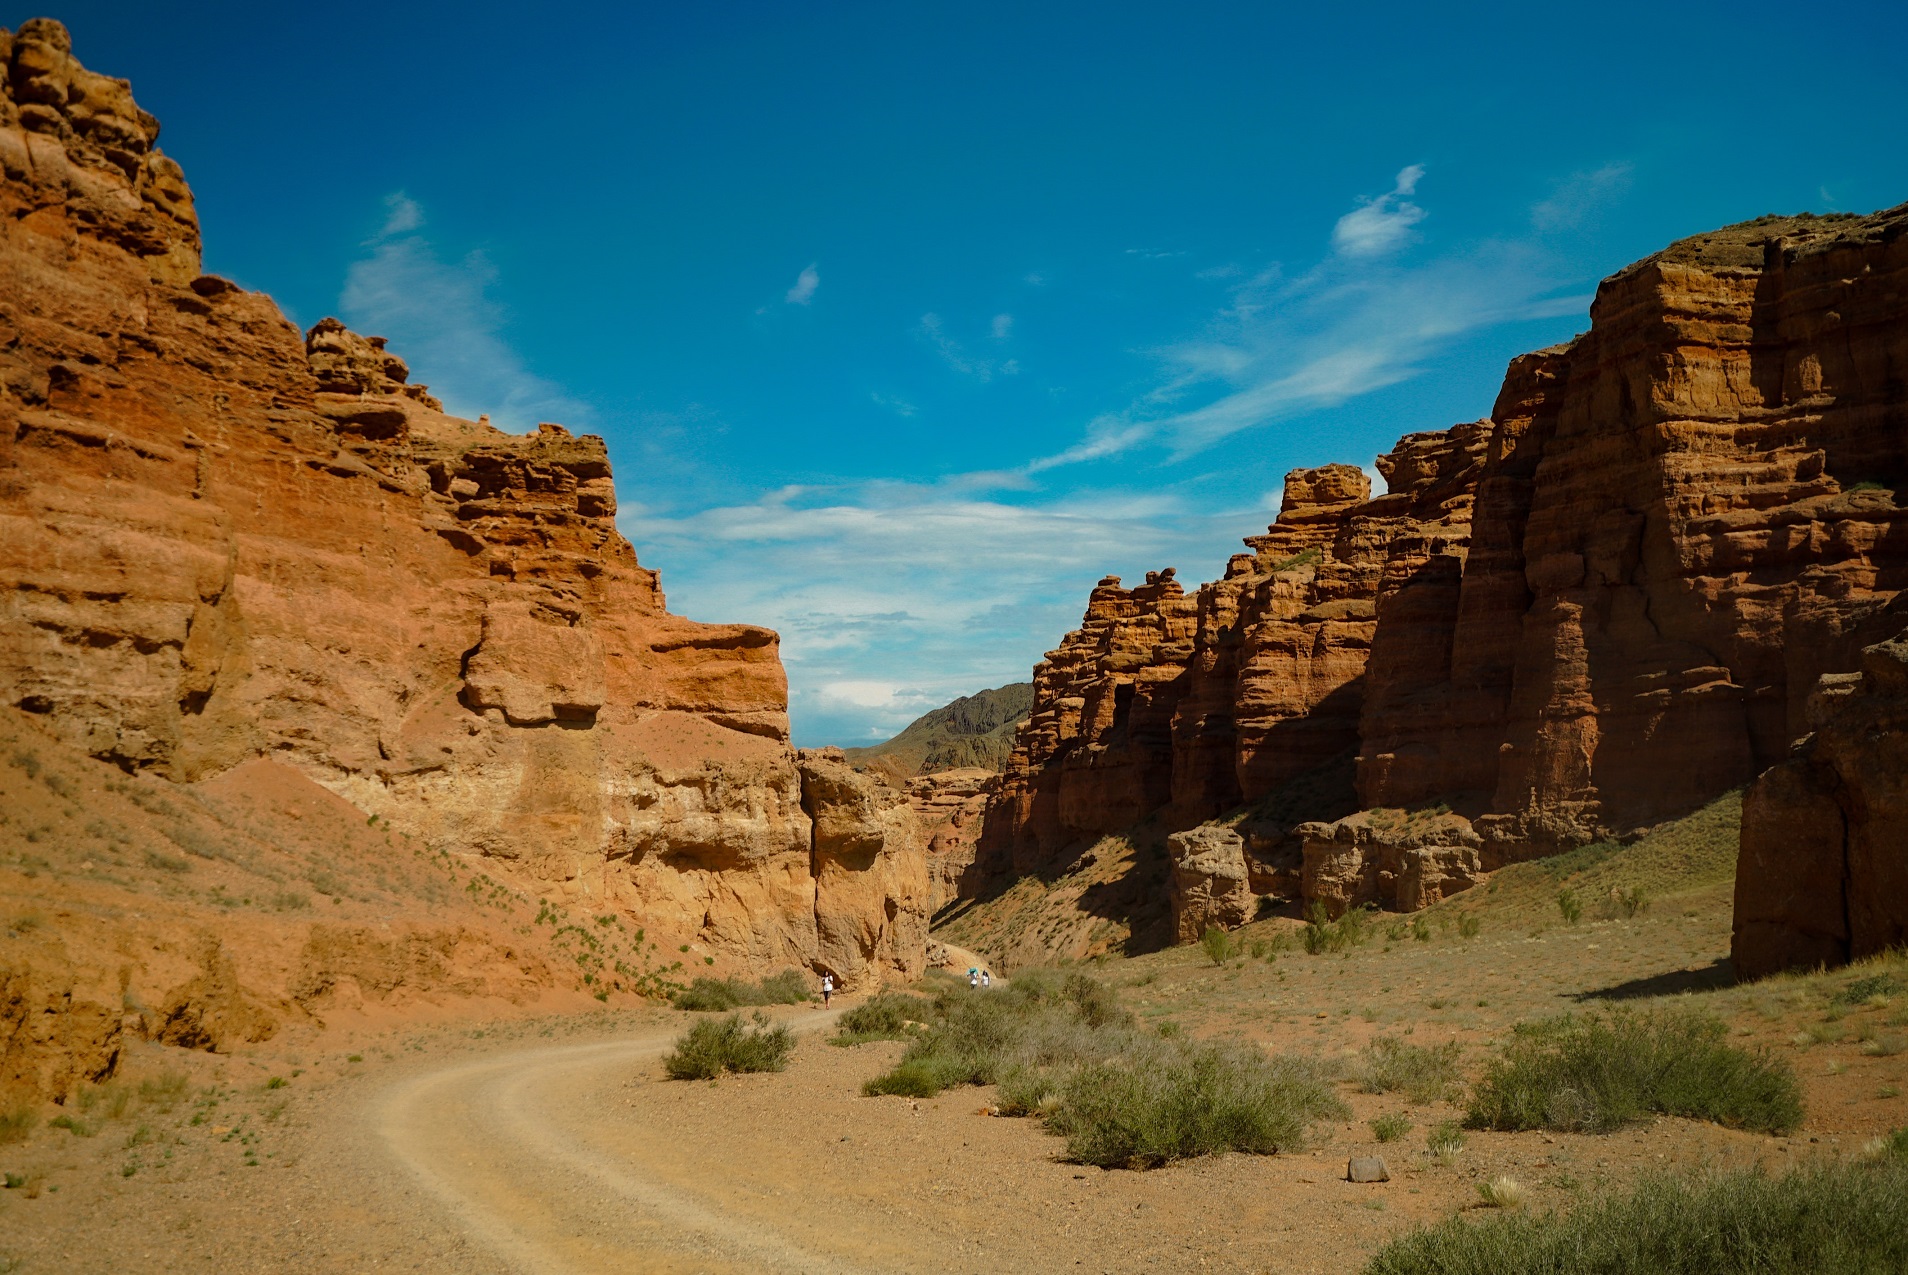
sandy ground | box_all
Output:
[7,797,1906,1273]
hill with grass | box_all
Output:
[845,683,1033,777]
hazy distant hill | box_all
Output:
[845,683,1034,777]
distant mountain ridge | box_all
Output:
[846,683,1034,777]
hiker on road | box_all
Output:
[821,973,834,1007]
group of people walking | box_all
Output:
[815,964,991,1008]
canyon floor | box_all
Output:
[6,796,1906,1274]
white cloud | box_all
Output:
[785,263,820,305]
[378,192,424,238]
[869,390,918,417]
[1025,167,1590,469]
[991,313,1014,339]
[1332,164,1428,258]
[1532,163,1634,232]
[342,193,590,431]
[623,480,1266,743]
[918,313,1020,382]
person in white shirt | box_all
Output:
[821,972,834,1007]
[980,970,991,989]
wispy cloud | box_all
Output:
[1027,167,1590,468]
[918,313,1020,382]
[1532,162,1634,232]
[1332,164,1427,258]
[990,313,1014,339]
[623,481,1264,743]
[341,192,588,431]
[869,390,918,417]
[785,262,820,305]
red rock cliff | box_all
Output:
[0,20,923,987]
[982,203,1908,934]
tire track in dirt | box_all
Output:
[376,1013,862,1275]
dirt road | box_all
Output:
[372,1014,856,1275]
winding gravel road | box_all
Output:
[373,1014,857,1275]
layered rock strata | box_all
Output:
[983,203,1908,940]
[1733,628,1908,979]
[0,21,919,989]
[904,767,995,913]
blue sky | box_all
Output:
[39,1,1908,744]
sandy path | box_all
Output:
[374,1013,857,1275]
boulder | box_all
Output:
[1167,825,1253,942]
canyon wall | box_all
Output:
[1734,631,1908,979]
[0,20,923,990]
[982,204,1908,948]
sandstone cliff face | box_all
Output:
[981,203,1908,944]
[797,749,928,984]
[0,22,917,997]
[983,425,1486,872]
[1733,629,1908,979]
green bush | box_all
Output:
[671,970,812,1011]
[1046,1039,1347,1168]
[1466,1009,1802,1135]
[1304,903,1376,955]
[756,969,812,1004]
[662,1012,794,1079]
[0,1107,35,1144]
[860,967,1341,1168]
[1358,1036,1464,1104]
[1835,974,1903,1007]
[1371,1113,1412,1143]
[1199,925,1234,966]
[830,992,933,1045]
[1365,1147,1908,1274]
[1556,888,1583,925]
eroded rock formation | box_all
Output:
[1734,629,1908,978]
[982,203,1908,941]
[0,21,918,1000]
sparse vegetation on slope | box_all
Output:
[1365,1141,1908,1275]
[843,682,1034,777]
[1466,1008,1802,1135]
[670,970,812,1011]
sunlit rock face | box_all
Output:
[0,20,924,984]
[980,203,1908,931]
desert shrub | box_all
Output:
[861,967,1339,1168]
[755,969,812,1004]
[1457,913,1481,940]
[1556,888,1583,925]
[1199,925,1234,966]
[136,1068,187,1107]
[1303,903,1376,955]
[1426,1118,1467,1162]
[1600,885,1649,920]
[144,849,191,873]
[1358,1036,1464,1104]
[0,1107,34,1144]
[1412,915,1431,942]
[662,1012,793,1080]
[830,992,933,1045]
[1365,1148,1908,1275]
[1836,973,1903,1007]
[1371,1113,1412,1143]
[671,970,812,1011]
[1475,1175,1526,1209]
[1466,1009,1801,1135]
[1047,1039,1347,1168]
